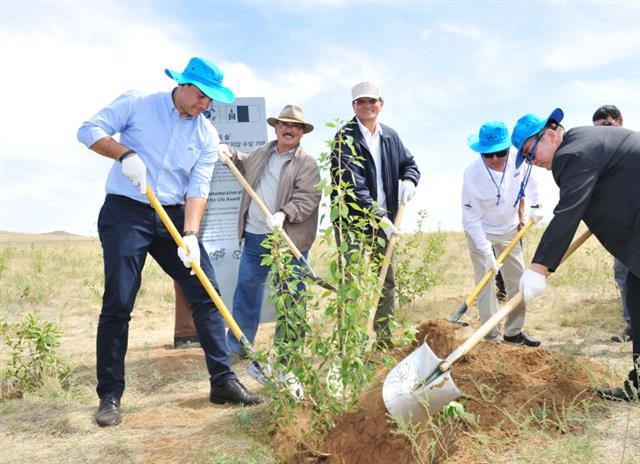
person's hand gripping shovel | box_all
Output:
[382,228,592,421]
[144,185,270,385]
[449,218,536,324]
[217,145,336,293]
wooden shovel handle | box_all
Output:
[439,228,593,372]
[366,201,407,336]
[219,151,337,292]
[219,152,305,259]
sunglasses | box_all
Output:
[354,98,380,106]
[277,121,304,130]
[481,149,509,159]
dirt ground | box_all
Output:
[269,319,634,464]
[2,232,639,464]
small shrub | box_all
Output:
[0,313,70,395]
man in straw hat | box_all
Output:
[217,105,321,376]
[77,57,264,427]
[331,81,420,349]
[513,107,640,402]
[462,120,544,345]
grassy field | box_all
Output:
[0,226,638,463]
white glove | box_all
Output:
[519,269,546,302]
[528,206,545,224]
[380,216,399,239]
[266,211,285,230]
[121,153,147,194]
[484,253,500,274]
[399,180,416,203]
[217,143,231,161]
[177,234,200,274]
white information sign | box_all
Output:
[201,97,275,323]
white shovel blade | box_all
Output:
[383,342,461,420]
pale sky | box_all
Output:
[1,0,639,235]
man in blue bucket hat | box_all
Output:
[462,121,544,345]
[77,57,264,427]
[513,108,640,402]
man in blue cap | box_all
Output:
[462,121,544,345]
[513,108,640,402]
[77,57,264,427]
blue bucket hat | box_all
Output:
[512,108,564,168]
[467,121,511,154]
[165,57,235,104]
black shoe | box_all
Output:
[95,397,121,427]
[597,381,638,402]
[174,335,201,349]
[503,331,541,347]
[611,326,632,343]
[496,290,507,302]
[210,379,265,406]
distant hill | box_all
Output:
[0,230,96,242]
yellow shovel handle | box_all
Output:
[465,218,535,307]
[145,185,246,343]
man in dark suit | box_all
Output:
[511,108,640,402]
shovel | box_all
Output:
[449,218,535,323]
[366,201,406,339]
[383,228,593,421]
[145,185,269,384]
[218,151,336,293]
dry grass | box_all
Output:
[1,226,638,464]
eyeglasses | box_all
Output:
[523,131,544,164]
[481,149,509,159]
[354,98,380,106]
[277,120,304,130]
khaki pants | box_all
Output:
[465,227,526,339]
[174,281,197,338]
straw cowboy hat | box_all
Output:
[267,105,314,134]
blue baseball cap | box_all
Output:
[467,121,511,154]
[165,57,235,103]
[512,108,564,168]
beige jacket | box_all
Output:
[230,140,321,252]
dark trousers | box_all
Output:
[335,228,395,344]
[627,270,639,388]
[96,195,235,399]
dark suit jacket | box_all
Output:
[533,126,640,276]
[330,117,420,223]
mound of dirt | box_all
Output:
[277,319,610,464]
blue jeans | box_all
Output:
[96,195,235,399]
[614,258,631,326]
[226,232,307,355]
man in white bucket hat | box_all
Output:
[77,57,264,428]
